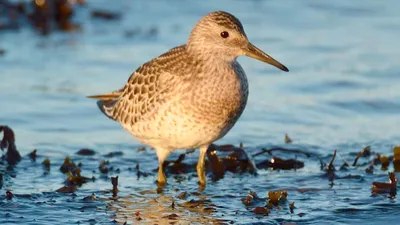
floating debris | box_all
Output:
[111,176,118,197]
[56,185,77,193]
[0,125,21,165]
[352,146,371,166]
[241,190,258,206]
[252,207,269,215]
[42,157,51,169]
[137,146,146,152]
[60,156,77,173]
[104,151,124,158]
[289,202,295,213]
[66,168,93,186]
[99,160,111,174]
[83,193,96,201]
[206,148,225,181]
[76,148,96,156]
[29,149,37,161]
[135,163,148,179]
[257,157,304,170]
[371,172,397,197]
[380,156,390,170]
[280,190,288,200]
[393,146,400,172]
[267,191,282,206]
[323,150,337,182]
[91,10,121,20]
[6,190,13,200]
[365,164,374,174]
[285,133,293,144]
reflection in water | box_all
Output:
[107,190,223,224]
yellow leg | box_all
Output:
[157,162,166,185]
[197,145,208,186]
[155,148,170,186]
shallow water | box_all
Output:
[1,0,400,224]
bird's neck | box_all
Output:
[187,47,237,67]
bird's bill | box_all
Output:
[243,42,289,72]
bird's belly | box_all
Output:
[126,96,245,150]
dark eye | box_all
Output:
[220,31,229,38]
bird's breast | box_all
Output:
[184,61,249,126]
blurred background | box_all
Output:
[1,0,400,224]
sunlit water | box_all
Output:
[1,0,400,224]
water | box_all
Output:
[1,0,400,224]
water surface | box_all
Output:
[1,0,400,224]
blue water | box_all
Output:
[1,0,400,224]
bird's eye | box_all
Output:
[220,31,229,38]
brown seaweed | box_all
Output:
[29,149,37,161]
[6,190,14,200]
[241,190,258,206]
[371,172,397,197]
[289,202,295,213]
[42,157,51,170]
[394,146,400,172]
[256,157,304,170]
[111,176,119,197]
[91,10,121,20]
[253,207,269,215]
[56,185,77,193]
[0,125,21,165]
[66,168,93,186]
[76,148,96,156]
[99,160,111,174]
[59,156,77,173]
[285,133,293,144]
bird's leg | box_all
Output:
[197,145,209,186]
[157,162,166,185]
[155,148,170,186]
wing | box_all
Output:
[91,44,191,126]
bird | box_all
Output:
[87,10,289,187]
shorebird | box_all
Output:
[88,11,288,187]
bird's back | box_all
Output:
[92,45,191,124]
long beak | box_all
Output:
[243,42,289,72]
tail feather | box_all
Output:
[87,92,121,120]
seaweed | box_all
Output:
[111,176,118,198]
[76,148,96,156]
[6,190,13,200]
[0,125,21,165]
[59,156,77,173]
[42,157,51,170]
[91,10,121,20]
[256,157,304,170]
[285,133,293,144]
[371,172,397,197]
[29,149,37,161]
[352,146,371,166]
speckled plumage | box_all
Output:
[88,11,289,186]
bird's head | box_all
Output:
[188,11,288,72]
